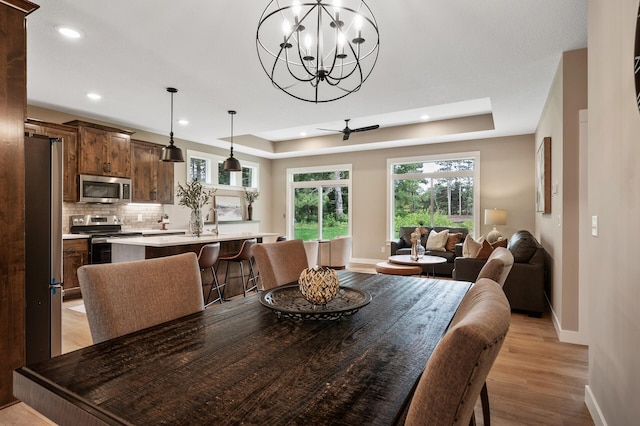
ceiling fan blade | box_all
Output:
[352,124,380,133]
[317,128,341,132]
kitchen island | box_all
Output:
[108,232,280,299]
[108,232,280,263]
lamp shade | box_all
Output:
[484,209,507,226]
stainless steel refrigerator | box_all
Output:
[24,133,63,364]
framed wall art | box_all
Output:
[214,195,243,221]
[536,137,551,213]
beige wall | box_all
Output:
[270,135,536,262]
[535,48,588,334]
[586,0,640,424]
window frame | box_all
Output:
[286,164,353,240]
[186,149,259,189]
[386,151,481,240]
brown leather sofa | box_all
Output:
[452,230,546,316]
[390,226,469,276]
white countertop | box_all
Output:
[63,234,90,240]
[107,232,280,247]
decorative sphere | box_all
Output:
[299,266,339,305]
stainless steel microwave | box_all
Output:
[78,174,131,203]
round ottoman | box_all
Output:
[375,261,422,276]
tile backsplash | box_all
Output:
[63,203,166,233]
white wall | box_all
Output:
[585,0,640,424]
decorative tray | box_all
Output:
[259,285,372,320]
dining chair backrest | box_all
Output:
[78,252,204,344]
[252,239,309,291]
[405,278,511,426]
[327,235,352,268]
[478,247,514,287]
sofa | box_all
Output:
[452,230,547,316]
[390,226,469,276]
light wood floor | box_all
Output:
[1,265,593,425]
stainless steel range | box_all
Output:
[70,215,143,264]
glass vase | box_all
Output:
[189,208,204,237]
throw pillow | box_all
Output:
[462,234,484,258]
[475,240,494,259]
[474,238,509,259]
[492,238,508,249]
[425,229,449,252]
[445,232,463,252]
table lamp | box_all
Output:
[484,208,507,243]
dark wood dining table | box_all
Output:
[14,271,471,426]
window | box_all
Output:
[187,150,259,188]
[388,152,479,239]
[287,165,352,241]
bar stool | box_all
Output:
[218,238,258,297]
[197,243,224,306]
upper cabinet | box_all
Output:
[65,120,134,178]
[25,119,79,202]
[131,139,174,204]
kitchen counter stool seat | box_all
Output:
[197,243,224,306]
[218,238,258,297]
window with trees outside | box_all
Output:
[388,152,479,239]
[287,165,352,241]
[186,150,258,188]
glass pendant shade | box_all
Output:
[223,110,241,171]
[161,87,185,163]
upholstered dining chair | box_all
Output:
[477,247,514,287]
[472,246,514,426]
[405,278,511,426]
[252,239,310,291]
[78,252,204,344]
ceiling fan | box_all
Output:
[319,119,380,141]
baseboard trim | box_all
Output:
[585,385,607,426]
[547,294,589,345]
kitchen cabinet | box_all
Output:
[63,238,90,300]
[25,119,79,202]
[65,120,134,178]
[131,139,174,203]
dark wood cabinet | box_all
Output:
[1,0,40,406]
[65,120,133,178]
[131,139,174,203]
[25,119,79,202]
[63,238,89,300]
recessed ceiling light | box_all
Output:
[87,93,101,100]
[421,114,430,120]
[178,119,189,126]
[300,132,307,137]
[56,26,82,39]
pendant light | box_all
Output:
[160,87,185,162]
[222,110,241,171]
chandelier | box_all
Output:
[256,0,379,103]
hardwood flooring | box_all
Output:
[1,264,593,425]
